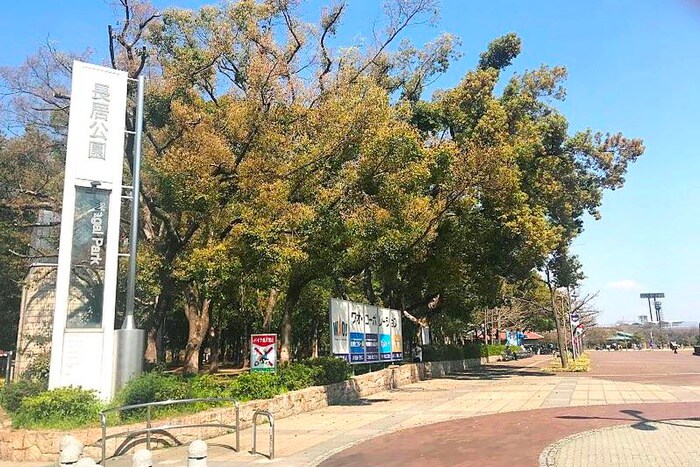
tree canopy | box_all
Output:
[0,0,643,371]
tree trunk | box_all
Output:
[280,302,293,364]
[262,289,279,332]
[209,326,220,373]
[145,329,158,364]
[364,268,376,304]
[152,274,176,364]
[312,322,319,358]
[280,280,304,364]
[182,288,211,375]
[243,322,251,367]
[551,298,569,368]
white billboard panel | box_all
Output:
[330,298,403,364]
[330,298,349,360]
[348,300,366,363]
[364,305,380,362]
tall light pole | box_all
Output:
[113,75,146,392]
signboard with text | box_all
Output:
[330,298,403,364]
[251,334,277,373]
[49,61,128,400]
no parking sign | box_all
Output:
[251,334,277,373]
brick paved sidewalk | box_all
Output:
[4,355,699,466]
[91,357,700,466]
[324,402,700,467]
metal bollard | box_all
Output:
[132,448,153,467]
[60,435,83,453]
[76,459,98,466]
[251,411,275,460]
[59,443,82,466]
[188,440,208,467]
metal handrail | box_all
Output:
[98,397,239,465]
[251,410,275,460]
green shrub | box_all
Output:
[279,363,320,391]
[423,345,464,362]
[13,387,102,429]
[115,371,188,408]
[230,373,284,401]
[21,354,51,383]
[482,344,507,357]
[303,357,352,385]
[462,343,483,359]
[0,379,47,414]
[185,373,234,400]
[113,371,190,421]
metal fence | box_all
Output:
[98,397,240,465]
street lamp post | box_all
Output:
[113,75,146,392]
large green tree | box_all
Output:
[0,0,643,374]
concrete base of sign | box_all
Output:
[113,328,145,392]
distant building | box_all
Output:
[637,315,648,324]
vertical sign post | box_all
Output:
[48,61,128,400]
[250,334,277,373]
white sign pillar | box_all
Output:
[48,61,128,400]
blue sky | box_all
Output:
[2,1,699,325]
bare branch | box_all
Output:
[318,3,345,92]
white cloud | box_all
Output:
[607,279,641,291]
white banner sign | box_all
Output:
[330,298,403,364]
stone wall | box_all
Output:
[14,266,57,379]
[0,358,482,462]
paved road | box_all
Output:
[321,402,700,467]
[585,349,700,385]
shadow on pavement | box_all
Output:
[330,398,392,406]
[557,409,700,431]
[443,364,553,381]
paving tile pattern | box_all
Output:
[540,419,700,467]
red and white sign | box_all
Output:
[250,334,277,373]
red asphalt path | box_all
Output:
[320,402,700,467]
[584,350,700,385]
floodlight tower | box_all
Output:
[639,292,664,324]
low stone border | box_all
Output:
[0,358,483,462]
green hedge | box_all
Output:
[279,363,320,390]
[3,356,354,430]
[422,343,514,361]
[302,357,352,385]
[0,379,47,414]
[12,387,103,429]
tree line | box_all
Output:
[0,0,643,372]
